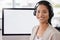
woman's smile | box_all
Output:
[38,16,45,20]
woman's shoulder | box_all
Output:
[49,25,60,39]
[44,24,60,40]
[49,27,60,40]
[48,24,59,33]
[50,25,59,34]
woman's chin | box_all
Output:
[39,20,45,23]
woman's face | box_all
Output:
[36,4,49,23]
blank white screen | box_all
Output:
[4,9,39,34]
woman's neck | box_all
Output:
[36,22,49,37]
[39,22,49,30]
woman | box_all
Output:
[30,1,60,40]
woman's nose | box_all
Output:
[38,13,43,17]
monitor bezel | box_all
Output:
[2,8,35,36]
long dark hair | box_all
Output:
[33,1,54,25]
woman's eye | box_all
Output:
[37,10,40,13]
[43,11,47,13]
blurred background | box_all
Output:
[0,0,60,40]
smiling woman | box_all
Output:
[30,1,60,40]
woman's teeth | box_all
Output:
[39,17,44,20]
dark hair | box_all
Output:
[33,1,54,25]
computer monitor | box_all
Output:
[2,8,39,35]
